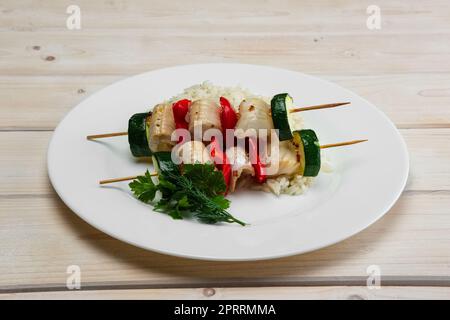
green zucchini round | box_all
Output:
[292,129,321,177]
[128,112,152,157]
[271,93,294,141]
[152,152,179,176]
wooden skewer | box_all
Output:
[99,139,367,184]
[289,102,350,113]
[87,131,128,140]
[320,139,368,149]
[86,102,351,140]
[99,173,158,185]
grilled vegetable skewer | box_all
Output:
[100,135,367,184]
[86,95,349,150]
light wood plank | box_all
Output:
[1,286,450,300]
[0,76,121,130]
[1,74,449,130]
[1,0,449,34]
[0,31,449,76]
[0,130,449,289]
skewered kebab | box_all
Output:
[99,131,366,227]
[86,95,349,156]
[93,95,364,185]
[100,129,367,185]
[94,94,360,174]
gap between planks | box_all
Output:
[2,286,450,300]
[4,28,450,36]
[1,276,450,294]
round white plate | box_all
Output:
[48,63,409,261]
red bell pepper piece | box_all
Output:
[210,136,232,194]
[172,99,191,130]
[221,161,232,194]
[219,96,238,130]
[248,138,266,184]
[172,99,191,143]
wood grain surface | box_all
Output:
[0,0,449,299]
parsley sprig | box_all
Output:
[129,163,246,226]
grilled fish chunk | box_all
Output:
[187,99,222,136]
[148,103,176,152]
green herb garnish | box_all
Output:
[129,163,246,226]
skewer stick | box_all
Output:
[320,139,368,149]
[87,102,350,139]
[87,131,128,140]
[99,172,158,185]
[100,139,367,184]
[289,102,350,113]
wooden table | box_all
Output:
[1,0,449,299]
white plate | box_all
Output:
[48,63,409,261]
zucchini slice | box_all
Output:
[292,129,321,177]
[128,112,152,157]
[152,152,179,176]
[271,93,294,141]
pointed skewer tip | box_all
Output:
[87,131,128,140]
[99,172,158,185]
[289,101,351,113]
[320,139,368,149]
